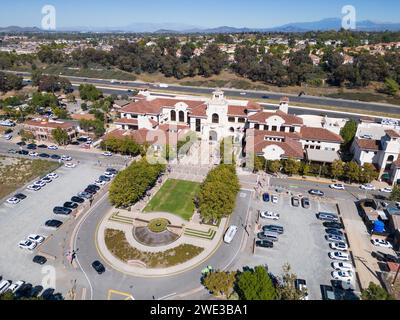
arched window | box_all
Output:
[212,113,219,124]
[230,127,235,133]
[170,110,176,121]
[387,155,395,162]
[179,111,185,122]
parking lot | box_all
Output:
[0,161,105,291]
[249,193,354,300]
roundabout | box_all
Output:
[133,218,179,247]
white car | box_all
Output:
[0,280,12,295]
[27,234,45,244]
[29,152,39,157]
[94,179,107,186]
[18,240,37,251]
[331,271,353,282]
[46,172,59,180]
[329,251,350,261]
[360,184,375,191]
[224,225,238,244]
[33,180,46,188]
[330,184,345,190]
[271,195,278,204]
[7,280,25,294]
[332,262,354,272]
[380,187,393,193]
[6,197,20,205]
[326,234,346,243]
[65,163,77,168]
[61,155,72,161]
[48,145,58,150]
[103,152,113,157]
[104,171,115,178]
[371,239,393,249]
[259,211,280,220]
[27,184,41,191]
[240,92,247,96]
[330,242,349,251]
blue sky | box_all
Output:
[1,0,400,28]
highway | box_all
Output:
[8,70,400,119]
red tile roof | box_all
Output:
[355,138,381,151]
[300,127,344,143]
[248,110,303,125]
[114,118,138,126]
[24,120,76,130]
[227,105,248,117]
[385,129,400,139]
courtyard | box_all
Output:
[143,179,200,221]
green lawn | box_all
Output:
[144,179,200,221]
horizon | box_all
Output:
[1,0,400,30]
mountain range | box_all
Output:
[1,18,400,34]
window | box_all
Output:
[254,124,260,130]
[228,117,235,122]
[179,111,185,122]
[280,127,285,132]
[387,155,395,162]
[196,119,201,132]
[290,127,295,133]
[170,110,176,121]
[238,118,246,123]
[272,126,277,132]
[212,113,219,124]
[230,127,235,133]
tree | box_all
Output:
[101,137,142,156]
[236,266,278,300]
[254,156,266,173]
[19,129,35,142]
[383,77,399,96]
[345,161,361,183]
[203,271,236,297]
[282,158,301,176]
[331,160,345,180]
[361,282,394,300]
[340,120,358,151]
[51,128,69,145]
[301,163,311,176]
[389,185,400,202]
[277,263,307,300]
[0,72,23,92]
[79,84,102,101]
[360,163,379,184]
[267,160,281,174]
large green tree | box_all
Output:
[236,266,278,300]
[340,120,358,150]
[361,282,394,300]
[79,84,102,101]
[203,271,236,297]
[51,128,69,145]
[389,185,400,202]
[277,263,307,300]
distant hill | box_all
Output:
[0,26,43,33]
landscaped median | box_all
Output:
[105,229,204,268]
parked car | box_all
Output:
[256,240,274,248]
[84,188,97,195]
[371,252,399,263]
[45,220,63,229]
[92,261,106,274]
[39,153,50,158]
[65,163,77,168]
[294,279,309,300]
[260,211,280,220]
[61,155,72,161]
[42,176,52,184]
[330,242,348,251]
[331,271,353,282]
[309,189,325,197]
[27,184,41,192]
[29,151,39,157]
[78,192,93,200]
[7,280,25,294]
[51,154,61,160]
[257,232,279,242]
[95,179,106,186]
[332,262,354,272]
[0,280,12,295]
[33,180,46,188]
[99,175,111,182]
[106,168,118,175]
[262,193,270,202]
[19,239,37,250]
[14,193,27,200]
[18,150,29,155]
[33,255,47,265]
[371,239,393,249]
[271,195,278,204]
[6,197,20,205]
[292,196,300,207]
[103,152,113,157]
[16,141,26,146]
[87,184,100,191]
[8,149,17,154]
[380,187,393,193]
[302,197,311,209]
[53,207,72,215]
[37,144,48,149]
[329,251,350,261]
[27,234,45,244]
[103,171,115,178]
[330,184,345,190]
[224,225,238,244]
[63,202,78,209]
[27,144,37,150]
[71,196,85,204]
[318,212,339,222]
[262,225,284,234]
[326,228,345,237]
[360,184,376,191]
[326,234,346,243]
[46,173,59,180]
[323,222,344,229]
[48,145,58,150]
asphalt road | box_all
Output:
[74,189,253,300]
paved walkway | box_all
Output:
[96,208,227,277]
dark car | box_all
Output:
[53,207,72,215]
[292,196,300,207]
[302,197,311,209]
[38,144,48,149]
[14,193,27,200]
[262,193,270,202]
[87,184,101,191]
[77,137,88,142]
[51,154,61,160]
[262,95,270,99]
[326,228,344,237]
[372,251,400,263]
[16,141,26,146]
[45,220,63,228]
[18,150,29,155]
[309,189,325,197]
[33,255,47,265]
[99,175,111,182]
[71,196,85,204]
[318,212,339,222]
[84,188,97,195]
[256,240,274,248]
[92,260,105,274]
[323,222,344,229]
[262,225,284,234]
[106,168,118,174]
[63,202,78,209]
[78,192,93,199]
[70,141,80,146]
[39,153,50,158]
[26,144,37,150]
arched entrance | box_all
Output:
[209,130,218,142]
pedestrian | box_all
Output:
[90,198,93,207]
